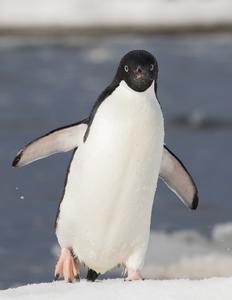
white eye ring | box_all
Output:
[124,65,129,72]
[150,64,154,71]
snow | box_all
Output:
[142,227,232,279]
[0,0,232,29]
[1,278,232,300]
[213,223,232,245]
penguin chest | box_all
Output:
[57,81,164,272]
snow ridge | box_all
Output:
[1,278,232,300]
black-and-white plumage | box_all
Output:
[13,50,198,281]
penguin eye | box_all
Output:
[124,65,129,72]
[150,64,154,71]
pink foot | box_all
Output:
[125,269,143,281]
[54,248,80,283]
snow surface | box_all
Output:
[1,278,232,300]
[0,0,232,29]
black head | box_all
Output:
[115,50,158,92]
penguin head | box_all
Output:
[116,50,158,92]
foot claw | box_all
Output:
[54,273,60,281]
[74,274,80,282]
[125,277,144,281]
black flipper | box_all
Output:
[12,120,88,167]
[86,268,100,282]
[159,145,199,209]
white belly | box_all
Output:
[56,81,164,273]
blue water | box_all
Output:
[0,34,232,288]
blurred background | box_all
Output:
[1,0,232,289]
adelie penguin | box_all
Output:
[13,50,199,282]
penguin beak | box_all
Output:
[135,66,143,79]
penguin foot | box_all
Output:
[125,269,143,281]
[54,248,80,283]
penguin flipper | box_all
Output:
[12,120,88,167]
[160,145,199,210]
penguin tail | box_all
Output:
[86,268,99,282]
